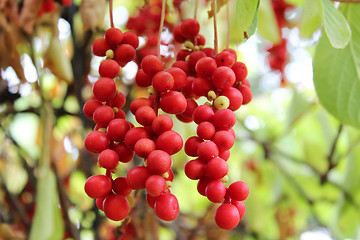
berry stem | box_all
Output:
[213,0,218,55]
[109,0,114,28]
[226,2,230,49]
[194,0,199,20]
[153,94,160,116]
[106,169,113,181]
[157,0,167,58]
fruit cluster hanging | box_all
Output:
[83,1,253,230]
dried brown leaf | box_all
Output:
[19,0,43,34]
[0,224,25,240]
[0,13,26,83]
[79,0,107,31]
[208,0,229,18]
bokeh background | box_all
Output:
[1,0,360,239]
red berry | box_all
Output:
[83,100,102,119]
[122,31,139,48]
[185,159,206,180]
[93,105,114,127]
[192,77,214,97]
[129,97,153,115]
[214,203,240,230]
[232,62,248,82]
[146,150,172,175]
[107,119,131,142]
[154,193,179,221]
[99,59,120,78]
[135,69,152,87]
[205,157,228,180]
[202,48,215,58]
[184,136,203,157]
[98,149,119,170]
[228,181,249,201]
[215,51,236,68]
[114,44,136,64]
[126,166,152,189]
[109,92,126,109]
[239,85,252,105]
[197,177,211,196]
[84,175,112,199]
[146,193,158,208]
[213,109,236,131]
[197,121,215,140]
[212,130,235,151]
[92,38,110,57]
[205,180,227,203]
[159,91,187,114]
[188,51,206,70]
[151,115,173,135]
[181,98,198,119]
[180,19,200,39]
[192,105,214,124]
[172,61,190,75]
[124,127,151,150]
[231,200,246,219]
[145,175,167,197]
[112,142,134,163]
[212,67,236,91]
[96,197,105,211]
[176,49,191,61]
[134,138,156,158]
[113,177,132,197]
[165,67,187,90]
[135,106,156,126]
[156,130,183,155]
[221,87,243,111]
[152,71,174,92]
[84,131,109,153]
[197,141,219,162]
[141,55,163,76]
[93,77,117,102]
[195,57,217,77]
[103,194,129,221]
[173,25,187,43]
[105,28,123,47]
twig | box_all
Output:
[0,175,31,228]
[320,124,343,184]
[226,2,230,49]
[157,0,167,58]
[52,162,80,240]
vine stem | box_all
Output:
[109,0,114,28]
[226,2,230,49]
[213,0,218,55]
[157,0,167,58]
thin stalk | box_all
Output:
[213,0,218,55]
[109,0,114,28]
[226,2,230,49]
[157,0,167,57]
[194,0,199,20]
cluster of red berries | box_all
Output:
[83,27,181,222]
[38,0,72,16]
[267,0,294,85]
[163,18,252,230]
[83,16,252,230]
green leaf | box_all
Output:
[313,5,360,129]
[29,169,64,240]
[257,0,281,43]
[320,0,351,49]
[299,0,322,38]
[235,0,260,41]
